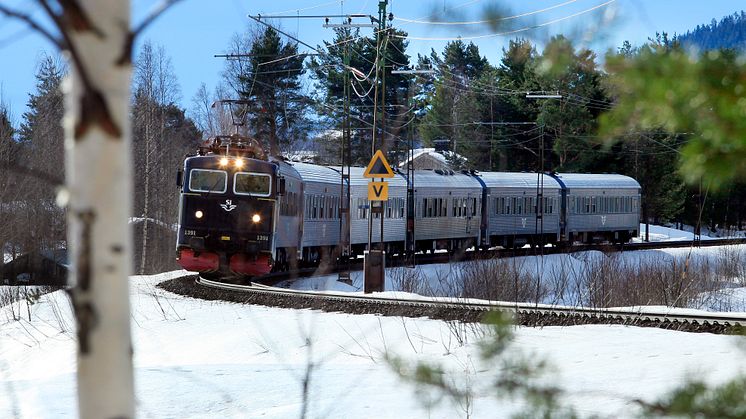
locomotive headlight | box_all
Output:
[195,210,204,219]
[235,158,244,169]
[219,157,229,167]
[252,213,261,223]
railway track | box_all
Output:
[158,272,746,335]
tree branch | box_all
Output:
[0,4,64,49]
[118,0,183,65]
[0,162,64,187]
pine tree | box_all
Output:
[309,27,411,165]
[17,55,66,254]
[419,40,491,169]
[236,26,310,157]
[493,39,541,171]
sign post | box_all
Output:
[363,150,394,293]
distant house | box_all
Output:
[398,148,466,170]
[1,249,68,286]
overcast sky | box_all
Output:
[0,0,742,122]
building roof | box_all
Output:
[397,148,466,168]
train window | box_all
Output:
[472,198,477,216]
[189,169,227,193]
[234,172,271,197]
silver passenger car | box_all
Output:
[479,172,562,247]
[551,173,640,243]
[287,162,344,260]
[412,170,483,251]
[347,167,408,251]
[274,160,303,255]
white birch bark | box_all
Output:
[62,1,135,417]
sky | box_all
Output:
[0,0,743,123]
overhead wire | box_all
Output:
[391,0,617,41]
[394,0,581,26]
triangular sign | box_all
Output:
[363,149,395,178]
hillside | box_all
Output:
[676,11,746,50]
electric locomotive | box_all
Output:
[175,134,282,277]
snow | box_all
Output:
[1,269,745,418]
[283,245,746,312]
[632,223,717,242]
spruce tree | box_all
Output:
[237,26,310,157]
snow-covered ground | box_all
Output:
[2,224,745,417]
[632,223,717,242]
[1,270,745,418]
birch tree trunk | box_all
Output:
[62,1,135,417]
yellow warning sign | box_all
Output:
[368,181,389,201]
[363,149,395,178]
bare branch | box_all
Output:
[0,4,63,49]
[118,0,183,65]
[0,162,64,187]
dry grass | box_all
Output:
[398,247,746,311]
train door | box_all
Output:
[465,193,472,234]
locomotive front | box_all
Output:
[176,137,278,277]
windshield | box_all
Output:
[189,169,227,193]
[234,172,271,197]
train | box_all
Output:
[175,135,641,277]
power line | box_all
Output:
[392,0,617,41]
[394,0,581,26]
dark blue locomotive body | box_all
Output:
[176,136,279,276]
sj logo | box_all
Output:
[221,199,237,212]
[601,215,607,226]
[521,217,527,228]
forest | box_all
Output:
[677,11,746,51]
[2,16,746,274]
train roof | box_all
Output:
[287,161,341,184]
[346,167,408,186]
[552,173,641,189]
[411,169,483,189]
[478,172,561,189]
